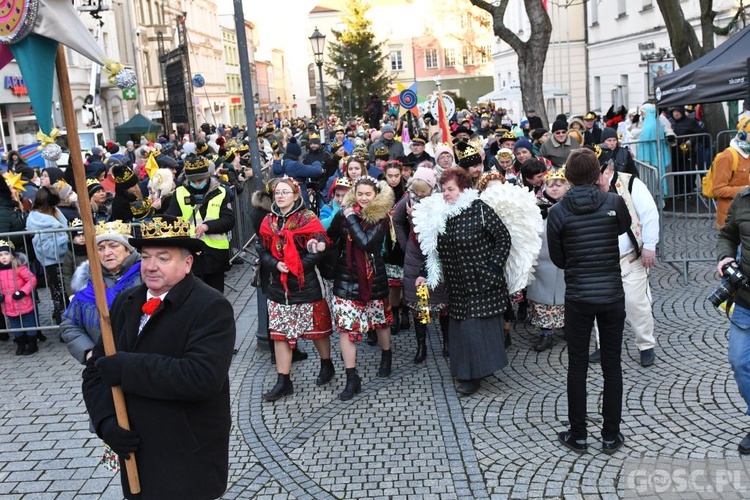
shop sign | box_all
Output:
[4,76,27,96]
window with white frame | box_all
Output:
[425,48,439,70]
[390,50,403,71]
[462,46,474,66]
[444,48,456,68]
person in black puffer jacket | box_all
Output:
[546,148,631,455]
[327,177,395,399]
[257,178,333,402]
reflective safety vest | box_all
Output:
[175,185,230,249]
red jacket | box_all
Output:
[0,264,37,317]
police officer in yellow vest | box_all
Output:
[166,153,235,293]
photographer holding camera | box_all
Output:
[717,183,750,454]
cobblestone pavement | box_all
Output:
[0,248,746,498]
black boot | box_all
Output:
[291,347,309,363]
[366,329,378,346]
[14,335,27,356]
[24,335,38,355]
[534,332,554,352]
[263,373,293,402]
[390,306,400,336]
[517,298,527,322]
[316,358,335,386]
[339,368,361,401]
[399,306,410,330]
[413,322,427,364]
[504,330,512,349]
[439,315,450,358]
[378,349,392,377]
[37,331,46,342]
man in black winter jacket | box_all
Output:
[547,148,631,455]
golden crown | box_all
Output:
[184,155,210,172]
[130,199,153,220]
[501,131,518,140]
[496,148,514,160]
[455,144,480,161]
[309,133,320,140]
[95,220,132,237]
[86,178,101,188]
[0,239,15,250]
[374,146,389,157]
[333,177,354,189]
[196,142,209,154]
[330,140,343,149]
[114,167,135,184]
[141,217,193,240]
[546,168,567,182]
[592,144,603,158]
[53,179,68,190]
[69,218,83,228]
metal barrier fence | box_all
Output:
[228,182,256,265]
[0,226,85,334]
[716,129,736,154]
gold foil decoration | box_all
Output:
[416,283,431,324]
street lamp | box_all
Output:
[336,65,345,121]
[309,27,327,143]
[343,78,352,118]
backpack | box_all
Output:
[702,147,739,199]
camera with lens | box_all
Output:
[709,262,750,308]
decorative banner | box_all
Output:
[399,83,418,109]
[0,0,137,161]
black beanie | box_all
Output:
[551,120,568,133]
[600,127,618,143]
[531,128,547,141]
[44,167,65,186]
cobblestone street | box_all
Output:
[0,253,745,498]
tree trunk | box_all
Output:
[471,0,552,126]
[655,0,727,138]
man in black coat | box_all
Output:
[547,148,631,455]
[82,216,235,499]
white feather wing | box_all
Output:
[480,183,544,294]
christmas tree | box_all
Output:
[325,1,390,121]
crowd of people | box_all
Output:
[7,93,750,497]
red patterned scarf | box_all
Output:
[259,208,328,294]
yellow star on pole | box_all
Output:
[4,171,27,192]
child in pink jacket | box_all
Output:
[0,240,39,355]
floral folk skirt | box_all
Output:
[528,301,565,330]
[332,296,393,342]
[268,299,332,349]
[385,264,404,287]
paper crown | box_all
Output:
[69,218,84,230]
[86,178,101,188]
[455,143,480,161]
[95,220,132,237]
[114,165,136,185]
[500,131,518,141]
[351,147,368,158]
[195,141,209,155]
[140,217,193,240]
[374,146,390,157]
[591,144,603,158]
[309,133,320,140]
[130,199,153,220]
[0,239,15,251]
[184,155,210,172]
[496,148,514,160]
[333,177,354,189]
[546,168,567,182]
[584,112,597,120]
[330,140,343,150]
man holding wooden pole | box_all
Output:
[81,215,236,499]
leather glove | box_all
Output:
[99,417,139,459]
[12,291,25,300]
[95,352,130,387]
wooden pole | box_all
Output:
[54,45,141,494]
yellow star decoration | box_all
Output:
[4,171,27,192]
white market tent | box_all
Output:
[478,84,571,122]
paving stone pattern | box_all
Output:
[0,239,746,498]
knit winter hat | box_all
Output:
[285,137,302,159]
[434,144,455,164]
[410,167,437,189]
[531,128,548,141]
[44,167,65,186]
[514,139,533,153]
[600,127,618,143]
[87,178,104,198]
[95,220,135,253]
[551,120,568,133]
[564,149,600,186]
[381,124,395,134]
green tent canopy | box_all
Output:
[114,113,164,144]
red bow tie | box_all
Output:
[142,298,162,315]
